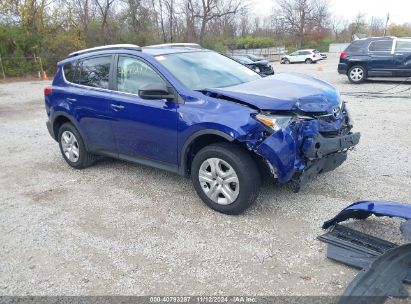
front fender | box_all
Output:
[255,127,298,183]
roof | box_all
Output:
[58,44,209,66]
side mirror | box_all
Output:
[138,83,175,101]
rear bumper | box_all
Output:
[338,63,348,74]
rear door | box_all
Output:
[109,55,178,165]
[367,39,394,76]
[393,39,411,76]
[63,55,117,154]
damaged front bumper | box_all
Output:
[253,118,360,190]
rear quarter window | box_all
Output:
[345,40,366,53]
[63,61,77,83]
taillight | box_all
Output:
[44,86,52,95]
[340,51,347,59]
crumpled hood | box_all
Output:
[206,72,342,113]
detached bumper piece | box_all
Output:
[320,201,411,304]
[340,243,411,304]
[318,224,411,284]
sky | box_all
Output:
[251,0,411,25]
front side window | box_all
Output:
[369,40,393,52]
[155,51,261,90]
[77,56,111,89]
[116,56,165,95]
[395,40,411,52]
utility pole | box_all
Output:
[384,13,390,36]
[0,54,6,80]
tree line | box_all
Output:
[0,0,410,76]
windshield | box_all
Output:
[155,51,261,90]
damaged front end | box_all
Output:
[243,103,360,191]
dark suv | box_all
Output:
[338,36,411,83]
[45,44,360,214]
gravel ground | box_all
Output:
[0,55,410,296]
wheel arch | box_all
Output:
[179,129,235,176]
[347,61,367,73]
[51,112,86,146]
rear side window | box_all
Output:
[77,56,111,89]
[395,40,411,52]
[63,61,77,83]
[368,40,393,52]
[346,40,366,52]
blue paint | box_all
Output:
[323,201,411,229]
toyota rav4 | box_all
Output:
[44,43,360,214]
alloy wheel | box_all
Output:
[61,130,80,163]
[350,67,364,82]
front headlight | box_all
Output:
[255,114,293,131]
[253,66,260,73]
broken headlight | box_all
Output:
[255,114,293,132]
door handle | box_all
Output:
[111,104,125,111]
[66,98,77,103]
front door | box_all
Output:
[110,55,178,165]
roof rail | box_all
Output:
[69,44,141,57]
[144,43,201,49]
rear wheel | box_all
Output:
[191,142,261,215]
[348,65,367,83]
[58,122,96,169]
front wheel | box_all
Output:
[305,58,313,64]
[191,142,261,215]
[348,65,367,83]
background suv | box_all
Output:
[45,44,359,214]
[338,36,411,83]
[280,49,322,64]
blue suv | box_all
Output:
[338,36,411,83]
[45,43,360,214]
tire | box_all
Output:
[283,58,290,64]
[191,142,261,215]
[348,65,367,84]
[58,122,96,169]
[305,58,313,64]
